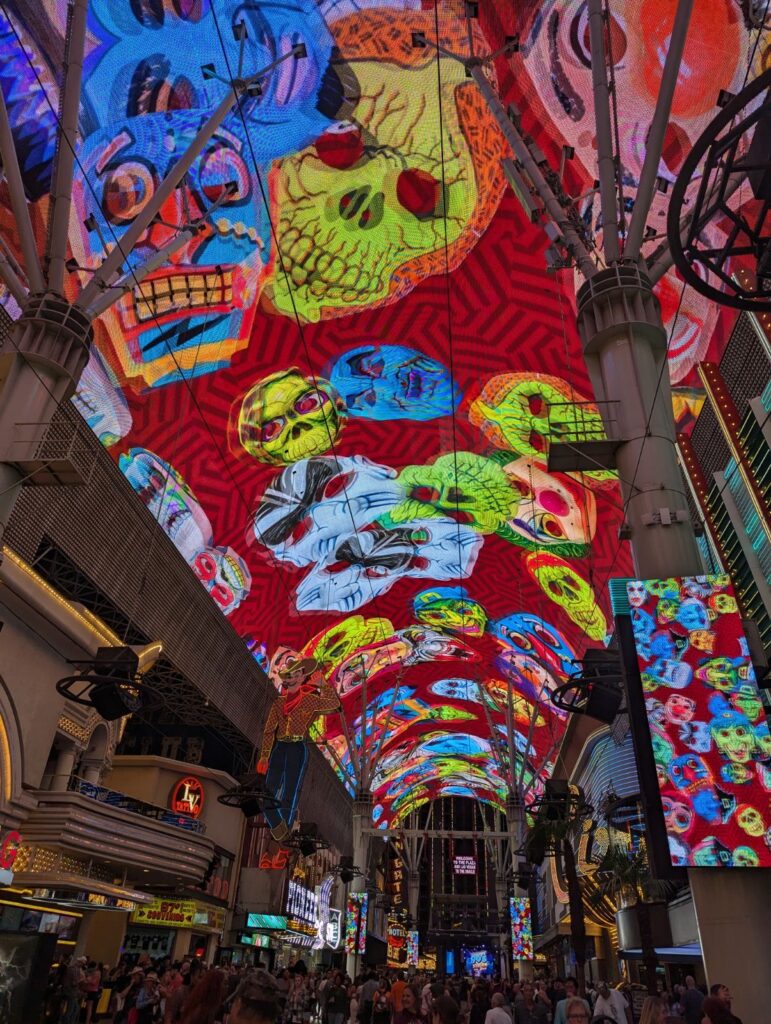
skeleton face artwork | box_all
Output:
[720,761,753,786]
[190,545,251,615]
[647,656,693,690]
[710,705,756,764]
[656,598,679,624]
[631,608,656,657]
[665,694,696,724]
[690,629,716,654]
[413,586,488,638]
[677,597,710,632]
[119,447,212,561]
[645,698,666,728]
[668,835,691,866]
[736,804,765,838]
[251,455,404,566]
[730,685,764,723]
[646,578,680,600]
[72,348,132,447]
[695,657,743,693]
[495,648,563,708]
[516,1,760,392]
[295,518,482,613]
[68,0,338,389]
[483,679,546,728]
[334,634,413,694]
[490,612,577,678]
[732,845,760,867]
[651,730,675,769]
[236,370,347,465]
[692,837,732,867]
[669,753,712,792]
[661,792,694,835]
[627,580,647,608]
[678,720,712,755]
[385,451,517,534]
[303,614,392,674]
[399,625,479,666]
[329,344,459,420]
[430,679,481,702]
[267,10,506,321]
[709,592,739,616]
[524,552,608,642]
[468,373,606,466]
[500,458,596,555]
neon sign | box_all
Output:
[169,777,204,819]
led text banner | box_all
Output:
[453,855,476,874]
[627,574,771,868]
[509,896,533,960]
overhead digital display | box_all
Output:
[627,575,771,868]
[0,1,755,822]
[509,897,533,960]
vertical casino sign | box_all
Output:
[625,575,771,868]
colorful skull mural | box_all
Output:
[266,10,507,321]
[524,552,608,642]
[490,612,577,678]
[515,0,762,389]
[468,373,605,461]
[295,518,482,613]
[72,348,132,447]
[499,458,596,555]
[328,344,459,420]
[413,586,488,638]
[384,451,517,533]
[69,0,339,390]
[235,369,347,465]
[119,448,251,614]
[251,454,403,565]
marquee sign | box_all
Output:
[170,777,205,819]
[131,899,196,928]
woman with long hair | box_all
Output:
[639,996,668,1024]
[179,969,225,1024]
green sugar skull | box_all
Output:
[711,708,755,764]
[736,804,765,838]
[730,685,764,723]
[235,368,346,465]
[732,846,760,867]
[382,451,517,534]
[468,373,606,461]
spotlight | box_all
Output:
[201,63,217,80]
[90,681,143,721]
[56,647,148,722]
[562,145,575,161]
[655,176,669,194]
[504,34,520,51]
[464,1,478,17]
[294,43,307,59]
[233,19,247,40]
[411,31,427,48]
[217,773,280,819]
[717,89,735,108]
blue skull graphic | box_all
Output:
[328,345,460,420]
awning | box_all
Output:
[619,944,702,963]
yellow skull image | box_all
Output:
[525,552,607,642]
[265,10,506,322]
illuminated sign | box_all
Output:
[313,874,334,950]
[626,574,771,868]
[345,892,368,955]
[453,855,476,875]
[406,930,419,968]
[509,897,533,960]
[170,777,205,819]
[285,880,319,945]
[246,914,287,930]
[462,947,494,977]
[0,831,22,887]
[326,908,342,949]
[131,899,196,928]
[239,933,271,948]
[387,918,407,967]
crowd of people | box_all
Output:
[47,957,742,1024]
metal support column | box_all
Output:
[347,794,372,977]
[587,0,619,262]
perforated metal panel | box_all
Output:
[690,401,731,480]
[719,315,771,421]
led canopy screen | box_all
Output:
[509,897,533,960]
[0,1,757,824]
[627,575,771,868]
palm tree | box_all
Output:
[525,794,589,995]
[591,842,675,995]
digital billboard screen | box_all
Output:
[509,896,533,960]
[627,574,771,868]
[345,892,368,955]
[462,946,494,977]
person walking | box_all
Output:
[327,972,350,1024]
[372,980,392,1024]
[513,983,548,1024]
[485,992,512,1024]
[592,983,631,1024]
[681,977,704,1024]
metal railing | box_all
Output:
[67,776,206,834]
